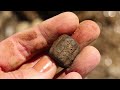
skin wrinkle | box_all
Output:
[15,29,38,54]
[38,24,50,43]
[0,38,17,71]
[17,40,31,58]
[17,40,35,57]
[0,37,31,71]
[2,25,49,71]
[39,23,60,45]
[8,72,17,79]
[6,69,25,79]
[13,25,48,59]
[0,32,45,71]
[4,38,14,56]
[4,26,48,71]
[32,25,48,51]
[13,69,24,79]
[7,38,27,71]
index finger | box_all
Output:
[0,12,79,72]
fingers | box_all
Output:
[72,20,100,49]
[56,20,101,78]
[68,20,101,78]
[0,12,79,72]
[0,55,57,79]
[21,55,57,79]
[65,20,100,78]
[62,72,82,79]
[57,46,100,79]
[67,46,100,78]
[27,55,57,79]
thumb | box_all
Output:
[31,55,57,79]
[0,56,57,79]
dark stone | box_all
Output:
[49,34,80,68]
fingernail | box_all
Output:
[33,56,53,73]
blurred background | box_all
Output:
[0,11,120,79]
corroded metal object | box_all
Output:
[49,34,80,68]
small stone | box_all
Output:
[49,34,80,68]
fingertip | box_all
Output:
[57,12,79,34]
[80,20,100,37]
[62,72,82,79]
[72,20,101,48]
[67,46,101,77]
[59,12,79,18]
[84,46,101,64]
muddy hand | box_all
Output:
[0,12,100,79]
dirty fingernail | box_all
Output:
[33,56,53,73]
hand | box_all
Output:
[0,12,100,79]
